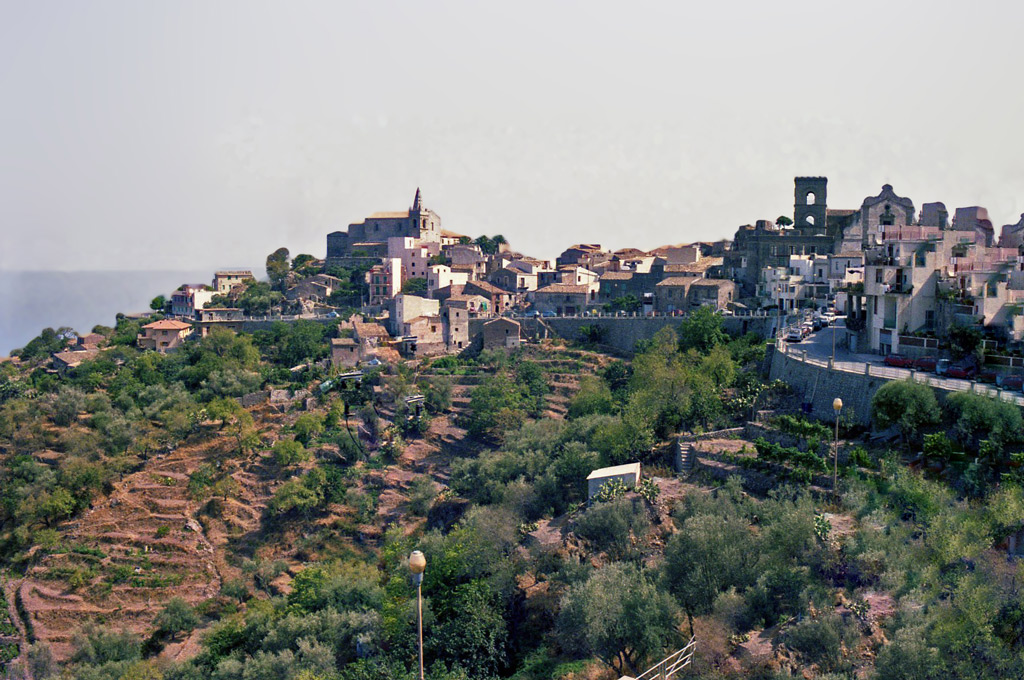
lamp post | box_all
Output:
[832,398,843,502]
[409,550,426,680]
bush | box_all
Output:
[573,497,649,559]
[272,439,310,466]
[408,476,437,516]
[782,612,854,671]
[773,414,831,441]
[871,379,940,448]
[154,597,199,639]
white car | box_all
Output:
[786,327,804,342]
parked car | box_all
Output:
[935,359,952,376]
[913,356,937,371]
[884,354,915,368]
[541,311,557,318]
[786,327,804,343]
[977,369,998,384]
[947,365,977,380]
[997,374,1024,390]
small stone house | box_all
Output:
[52,349,102,376]
[687,279,737,311]
[532,283,593,316]
[586,462,641,499]
[482,318,521,350]
[331,337,360,368]
[655,276,700,313]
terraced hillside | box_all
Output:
[7,342,607,667]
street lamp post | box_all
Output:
[832,398,843,502]
[409,550,426,680]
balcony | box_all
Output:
[865,251,911,267]
[883,282,914,295]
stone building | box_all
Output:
[654,277,699,313]
[532,283,594,315]
[213,270,254,294]
[327,188,442,262]
[687,279,736,310]
[482,318,522,350]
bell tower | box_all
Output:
[794,177,828,234]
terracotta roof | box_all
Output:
[53,348,102,367]
[689,279,736,288]
[368,211,410,219]
[353,321,390,338]
[613,248,648,257]
[656,276,700,287]
[484,317,520,328]
[441,229,467,238]
[535,284,588,294]
[331,337,357,346]
[826,209,858,216]
[600,272,635,281]
[466,280,509,295]
[142,319,192,330]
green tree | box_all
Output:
[949,322,983,360]
[149,295,166,311]
[401,277,428,295]
[294,413,325,446]
[607,294,641,313]
[557,562,680,675]
[154,597,199,640]
[678,306,727,354]
[776,215,794,228]
[870,379,940,449]
[663,513,759,634]
[944,392,1023,454]
[466,372,530,441]
[266,247,291,291]
[567,375,614,419]
[273,438,310,466]
[574,497,650,560]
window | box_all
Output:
[806,192,816,205]
[805,215,815,226]
[875,270,883,283]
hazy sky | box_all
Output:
[2,0,1023,271]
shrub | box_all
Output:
[782,612,853,672]
[154,597,199,639]
[573,497,649,559]
[272,439,310,466]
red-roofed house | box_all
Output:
[137,319,193,352]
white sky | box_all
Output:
[2,0,1023,271]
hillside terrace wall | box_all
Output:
[766,343,1024,426]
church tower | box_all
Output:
[794,177,828,235]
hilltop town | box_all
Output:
[5,179,1024,680]
[79,178,1024,372]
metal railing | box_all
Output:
[630,637,697,680]
[778,342,1024,406]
